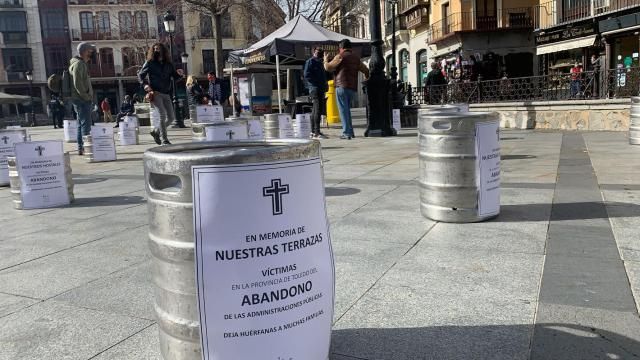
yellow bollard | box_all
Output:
[326,80,340,125]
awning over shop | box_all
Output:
[536,35,597,55]
[430,42,462,59]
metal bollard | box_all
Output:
[630,97,640,145]
[143,140,321,360]
[419,111,501,222]
[7,152,74,210]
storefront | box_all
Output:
[416,49,428,87]
[535,22,599,74]
[600,11,640,70]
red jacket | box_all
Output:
[101,99,111,112]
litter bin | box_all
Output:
[143,140,328,360]
[630,97,640,145]
[419,111,501,222]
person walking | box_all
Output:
[304,46,329,139]
[101,98,112,122]
[324,39,369,140]
[69,41,96,155]
[186,75,205,121]
[138,43,184,145]
[425,62,447,104]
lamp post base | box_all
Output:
[364,75,395,137]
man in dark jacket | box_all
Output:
[138,43,184,145]
[324,39,369,139]
[207,72,228,105]
[304,47,328,139]
[48,94,64,129]
[425,62,447,104]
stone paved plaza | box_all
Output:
[1,124,640,359]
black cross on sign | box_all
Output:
[263,179,289,216]
[226,130,235,140]
[1,136,9,144]
[102,128,107,134]
[35,145,45,156]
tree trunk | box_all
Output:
[212,13,225,79]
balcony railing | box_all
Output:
[88,63,116,77]
[429,8,534,43]
[409,67,640,104]
[72,27,156,41]
[405,7,429,29]
[1,32,28,45]
[385,16,408,35]
[0,0,22,8]
[398,0,428,15]
[535,0,640,29]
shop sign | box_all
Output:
[536,23,596,46]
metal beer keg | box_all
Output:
[83,135,94,162]
[7,152,74,210]
[630,97,640,145]
[143,140,320,359]
[263,114,280,139]
[0,129,28,187]
[419,111,500,222]
[191,123,217,142]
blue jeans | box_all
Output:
[72,99,92,149]
[336,87,356,136]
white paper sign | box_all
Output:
[122,115,139,128]
[0,130,26,185]
[247,119,264,140]
[14,140,70,209]
[91,124,117,162]
[278,114,295,139]
[392,109,401,131]
[63,120,78,143]
[205,124,249,141]
[192,158,334,360]
[475,121,500,217]
[294,114,312,139]
[150,106,160,129]
[119,121,138,146]
[197,105,224,123]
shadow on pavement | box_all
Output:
[69,195,145,207]
[72,177,109,185]
[502,154,537,160]
[331,323,640,360]
[325,187,361,197]
[495,201,640,222]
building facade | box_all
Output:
[383,0,431,88]
[534,0,640,75]
[66,0,160,108]
[0,0,47,117]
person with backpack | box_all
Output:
[138,43,184,145]
[69,42,96,155]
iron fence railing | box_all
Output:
[408,67,640,105]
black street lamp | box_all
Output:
[25,70,35,127]
[365,0,394,137]
[181,52,190,120]
[163,10,184,128]
[388,0,402,112]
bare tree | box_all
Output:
[277,0,326,21]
